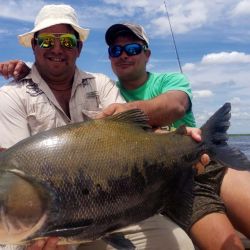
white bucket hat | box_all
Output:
[18,4,90,47]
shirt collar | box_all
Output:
[21,65,95,88]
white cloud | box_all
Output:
[75,1,236,37]
[193,90,213,98]
[231,97,242,105]
[201,51,250,64]
[1,0,248,41]
[103,0,154,9]
[142,1,209,36]
[183,50,250,133]
[182,63,196,71]
[183,51,250,89]
[0,0,45,22]
[231,0,250,16]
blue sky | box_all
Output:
[1,0,250,133]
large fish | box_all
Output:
[0,103,249,249]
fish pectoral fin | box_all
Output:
[102,232,135,250]
[42,220,93,237]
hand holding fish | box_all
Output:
[96,103,138,118]
[97,106,210,170]
[155,126,210,173]
[185,127,210,173]
[26,238,68,250]
[0,147,6,152]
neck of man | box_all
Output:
[37,65,75,92]
[41,74,74,91]
[120,72,148,90]
[48,81,73,91]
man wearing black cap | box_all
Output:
[101,23,248,250]
[101,23,195,129]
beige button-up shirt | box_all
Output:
[0,65,125,148]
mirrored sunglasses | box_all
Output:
[108,43,148,58]
[35,33,78,49]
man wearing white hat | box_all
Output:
[0,4,125,148]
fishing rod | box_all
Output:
[164,0,183,73]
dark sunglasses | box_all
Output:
[35,33,78,49]
[108,43,148,58]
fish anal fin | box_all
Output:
[212,146,250,170]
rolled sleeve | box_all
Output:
[0,88,30,148]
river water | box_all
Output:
[229,135,250,160]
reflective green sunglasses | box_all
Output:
[35,33,78,49]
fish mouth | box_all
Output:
[0,170,48,244]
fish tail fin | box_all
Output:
[201,103,250,170]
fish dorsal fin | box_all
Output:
[175,125,188,135]
[105,109,151,130]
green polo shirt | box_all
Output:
[117,72,196,128]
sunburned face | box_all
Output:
[32,24,82,83]
[109,36,150,85]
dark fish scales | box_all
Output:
[0,103,249,249]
